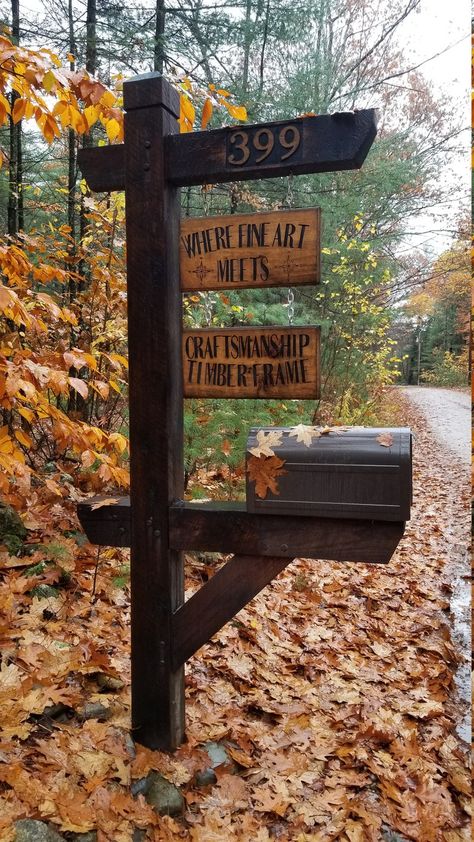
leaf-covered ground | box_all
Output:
[0,391,470,842]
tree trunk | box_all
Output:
[8,0,21,236]
[67,0,77,299]
[241,0,252,96]
[79,0,97,281]
[74,0,97,420]
[154,0,165,73]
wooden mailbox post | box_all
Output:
[77,72,379,750]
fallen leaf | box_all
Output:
[377,432,394,447]
[247,454,287,498]
[249,429,284,458]
[90,497,121,510]
[288,424,321,447]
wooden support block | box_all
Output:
[169,502,404,564]
[77,496,130,547]
[77,498,404,564]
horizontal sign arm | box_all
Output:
[77,109,378,192]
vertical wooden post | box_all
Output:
[123,73,184,750]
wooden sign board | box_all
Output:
[180,208,320,291]
[183,326,320,399]
[77,108,378,192]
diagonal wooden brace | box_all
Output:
[171,554,292,669]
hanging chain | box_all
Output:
[284,173,295,325]
[203,292,216,327]
[287,287,295,325]
[284,172,295,210]
[200,185,214,327]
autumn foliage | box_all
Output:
[0,393,470,840]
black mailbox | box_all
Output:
[246,426,412,521]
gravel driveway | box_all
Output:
[402,385,471,743]
[401,386,470,463]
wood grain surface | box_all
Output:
[180,208,320,291]
[182,326,320,399]
[77,109,378,191]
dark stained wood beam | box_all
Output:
[77,109,378,192]
[171,553,292,668]
[77,496,130,547]
[77,498,404,564]
[78,144,125,192]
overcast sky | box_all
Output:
[394,0,470,255]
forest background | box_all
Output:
[0,0,470,514]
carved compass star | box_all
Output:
[192,260,212,286]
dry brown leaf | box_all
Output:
[288,424,321,446]
[377,432,394,447]
[90,496,121,510]
[247,454,287,498]
[248,429,284,458]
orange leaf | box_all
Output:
[224,102,247,122]
[247,454,287,499]
[12,97,26,124]
[221,439,231,456]
[201,98,213,129]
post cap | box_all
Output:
[123,73,180,118]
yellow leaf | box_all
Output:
[14,429,32,448]
[43,69,56,93]
[84,104,99,128]
[18,406,34,423]
[225,102,247,122]
[100,90,116,108]
[106,352,128,369]
[52,100,68,117]
[108,379,121,394]
[0,92,11,115]
[109,432,128,454]
[105,118,120,142]
[180,94,195,127]
[70,107,87,133]
[0,427,13,454]
[201,98,213,129]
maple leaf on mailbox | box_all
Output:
[248,429,283,458]
[288,424,322,447]
[377,432,394,447]
[247,454,287,499]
